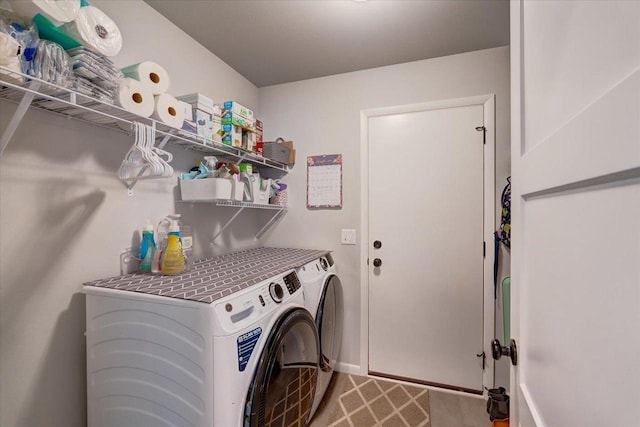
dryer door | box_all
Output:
[245,308,319,427]
[317,275,344,372]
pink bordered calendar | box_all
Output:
[306,154,342,209]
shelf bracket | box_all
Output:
[235,152,249,165]
[157,128,176,150]
[256,208,286,239]
[0,81,41,156]
[211,206,246,243]
[123,165,151,196]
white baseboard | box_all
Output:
[335,362,361,375]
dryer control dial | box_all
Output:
[269,282,284,303]
[320,257,329,271]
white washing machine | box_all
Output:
[83,269,319,427]
[296,253,344,419]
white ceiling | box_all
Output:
[145,0,510,88]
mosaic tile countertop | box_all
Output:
[84,247,330,304]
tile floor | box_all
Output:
[309,373,488,427]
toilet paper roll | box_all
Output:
[121,62,170,95]
[151,93,185,129]
[10,0,81,25]
[115,78,155,118]
[60,5,122,57]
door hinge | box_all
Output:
[476,351,486,370]
[475,126,486,145]
[483,241,486,257]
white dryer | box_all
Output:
[83,269,320,427]
[296,253,344,419]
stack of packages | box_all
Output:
[67,47,121,103]
[176,93,222,146]
[221,100,255,151]
[4,0,123,95]
[176,94,265,154]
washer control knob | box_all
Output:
[319,257,329,271]
[269,282,284,303]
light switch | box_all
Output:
[341,229,356,245]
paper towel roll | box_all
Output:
[10,0,80,25]
[115,78,154,118]
[151,93,184,129]
[60,5,122,57]
[121,62,170,95]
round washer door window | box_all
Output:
[245,308,319,427]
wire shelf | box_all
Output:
[177,199,287,211]
[0,67,288,173]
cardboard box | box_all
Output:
[212,115,222,145]
[177,100,194,121]
[221,112,255,130]
[222,123,243,148]
[254,141,263,157]
[222,100,254,121]
[195,109,213,144]
[243,129,255,152]
[280,140,295,167]
[177,93,215,116]
[181,120,196,134]
[255,119,263,143]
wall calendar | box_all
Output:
[306,154,342,209]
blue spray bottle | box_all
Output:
[138,221,156,273]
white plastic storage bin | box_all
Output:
[180,178,232,201]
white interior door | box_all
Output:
[510,1,640,426]
[367,103,487,392]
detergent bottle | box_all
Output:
[161,220,185,275]
[138,220,155,273]
[151,218,168,274]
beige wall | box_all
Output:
[259,46,511,379]
[0,2,260,426]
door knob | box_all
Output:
[373,258,382,267]
[373,240,382,249]
[491,339,518,366]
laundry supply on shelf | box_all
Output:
[176,93,223,145]
[121,61,170,95]
[254,119,263,156]
[0,32,24,83]
[60,3,122,57]
[263,138,294,165]
[113,77,154,117]
[30,39,72,85]
[269,181,288,207]
[151,92,185,129]
[9,0,81,26]
[0,17,38,80]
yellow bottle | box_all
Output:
[161,220,185,275]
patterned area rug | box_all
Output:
[309,373,431,427]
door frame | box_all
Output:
[359,95,496,392]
